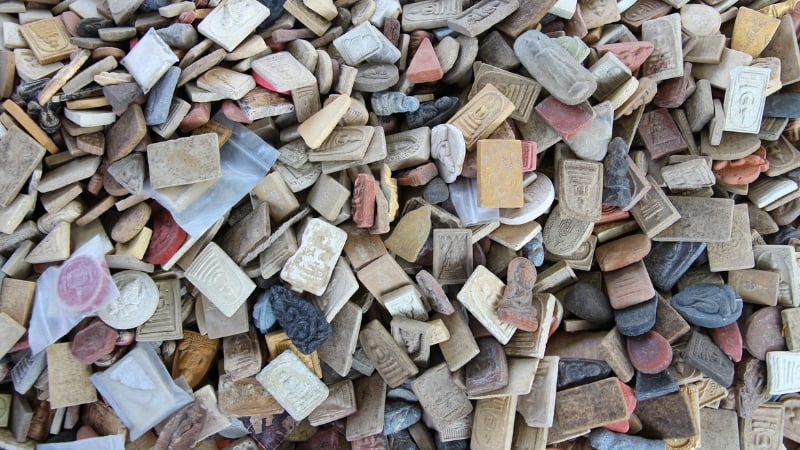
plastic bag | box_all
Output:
[90,344,193,440]
[143,112,279,238]
[28,236,119,355]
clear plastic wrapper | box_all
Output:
[28,236,119,354]
[90,343,193,440]
[143,112,279,238]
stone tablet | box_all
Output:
[465,337,508,396]
[222,328,263,380]
[47,342,97,408]
[281,218,346,296]
[217,375,283,417]
[186,242,256,318]
[401,0,462,31]
[256,350,329,420]
[765,351,800,394]
[684,331,734,387]
[514,30,596,105]
[197,0,270,51]
[557,159,603,222]
[476,140,523,208]
[590,52,632,101]
[446,0,519,37]
[470,62,540,122]
[723,66,770,134]
[706,204,754,272]
[19,18,75,65]
[121,28,178,94]
[542,203,593,257]
[432,228,473,285]
[346,374,387,441]
[447,84,514,150]
[752,245,800,306]
[641,14,683,81]
[457,266,517,344]
[384,127,431,171]
[654,196,734,242]
[411,363,473,432]
[732,7,780,58]
[605,260,655,309]
[308,380,357,426]
[0,127,45,208]
[553,377,629,435]
[637,108,688,159]
[147,133,220,190]
[782,397,800,442]
[740,403,784,449]
[470,396,517,450]
[251,52,317,93]
[381,285,428,321]
[359,320,418,388]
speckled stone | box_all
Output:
[563,282,614,327]
[670,283,742,328]
[422,177,449,204]
[614,294,658,337]
[635,390,698,439]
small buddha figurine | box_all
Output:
[602,137,632,208]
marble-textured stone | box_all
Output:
[383,402,422,435]
[603,137,631,208]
